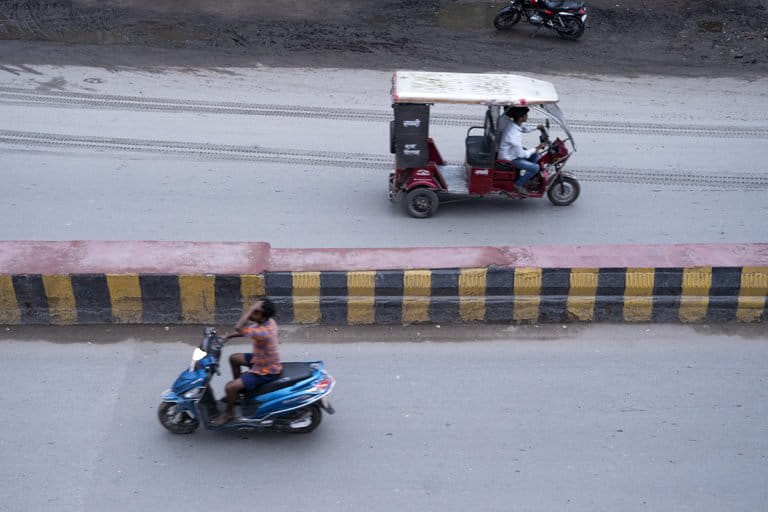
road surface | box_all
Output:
[1,324,767,512]
[1,66,767,247]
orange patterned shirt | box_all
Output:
[239,319,282,375]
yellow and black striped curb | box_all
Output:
[1,267,767,325]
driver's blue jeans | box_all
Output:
[513,154,540,187]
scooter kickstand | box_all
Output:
[530,25,544,38]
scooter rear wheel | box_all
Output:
[158,401,200,434]
[278,404,323,434]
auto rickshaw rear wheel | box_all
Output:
[547,176,580,206]
[405,187,439,218]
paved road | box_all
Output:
[0,66,767,247]
[1,324,767,512]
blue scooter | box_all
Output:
[158,327,335,434]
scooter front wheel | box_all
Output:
[158,401,200,434]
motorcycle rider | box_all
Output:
[211,298,282,426]
[497,106,547,195]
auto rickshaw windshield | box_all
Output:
[534,103,576,150]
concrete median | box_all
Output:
[1,241,766,325]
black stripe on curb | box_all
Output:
[594,268,626,322]
[485,267,515,322]
[430,269,460,324]
[265,272,293,324]
[71,274,111,324]
[12,274,49,324]
[651,268,684,322]
[708,267,742,322]
[540,268,571,323]
[215,275,242,325]
[139,275,181,324]
[320,271,348,325]
[375,270,403,324]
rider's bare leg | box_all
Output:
[229,353,249,379]
[212,378,245,426]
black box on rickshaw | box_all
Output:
[392,103,430,168]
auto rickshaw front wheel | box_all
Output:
[405,187,439,218]
[547,176,580,206]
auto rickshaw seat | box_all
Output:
[466,133,495,168]
[494,159,518,173]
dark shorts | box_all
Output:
[240,354,280,391]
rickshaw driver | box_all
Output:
[497,106,548,195]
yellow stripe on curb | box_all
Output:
[347,271,375,325]
[567,268,598,321]
[403,270,431,323]
[292,272,320,324]
[680,267,712,323]
[107,274,142,323]
[624,268,655,322]
[737,267,768,322]
[179,274,215,324]
[240,274,265,307]
[459,268,486,322]
[514,268,541,322]
[0,276,20,324]
[42,275,77,325]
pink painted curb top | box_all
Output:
[1,241,767,274]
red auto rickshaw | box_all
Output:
[388,71,580,218]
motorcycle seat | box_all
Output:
[248,362,315,395]
[541,0,584,10]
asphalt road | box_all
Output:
[1,324,767,512]
[1,65,767,247]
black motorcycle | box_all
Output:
[494,0,587,40]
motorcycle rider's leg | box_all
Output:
[212,377,246,426]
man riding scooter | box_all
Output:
[212,298,282,426]
[497,106,547,196]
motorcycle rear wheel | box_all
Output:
[556,17,585,40]
[494,10,522,30]
[158,401,200,434]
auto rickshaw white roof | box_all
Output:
[392,71,559,106]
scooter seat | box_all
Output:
[248,362,315,395]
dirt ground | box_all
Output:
[0,0,767,77]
